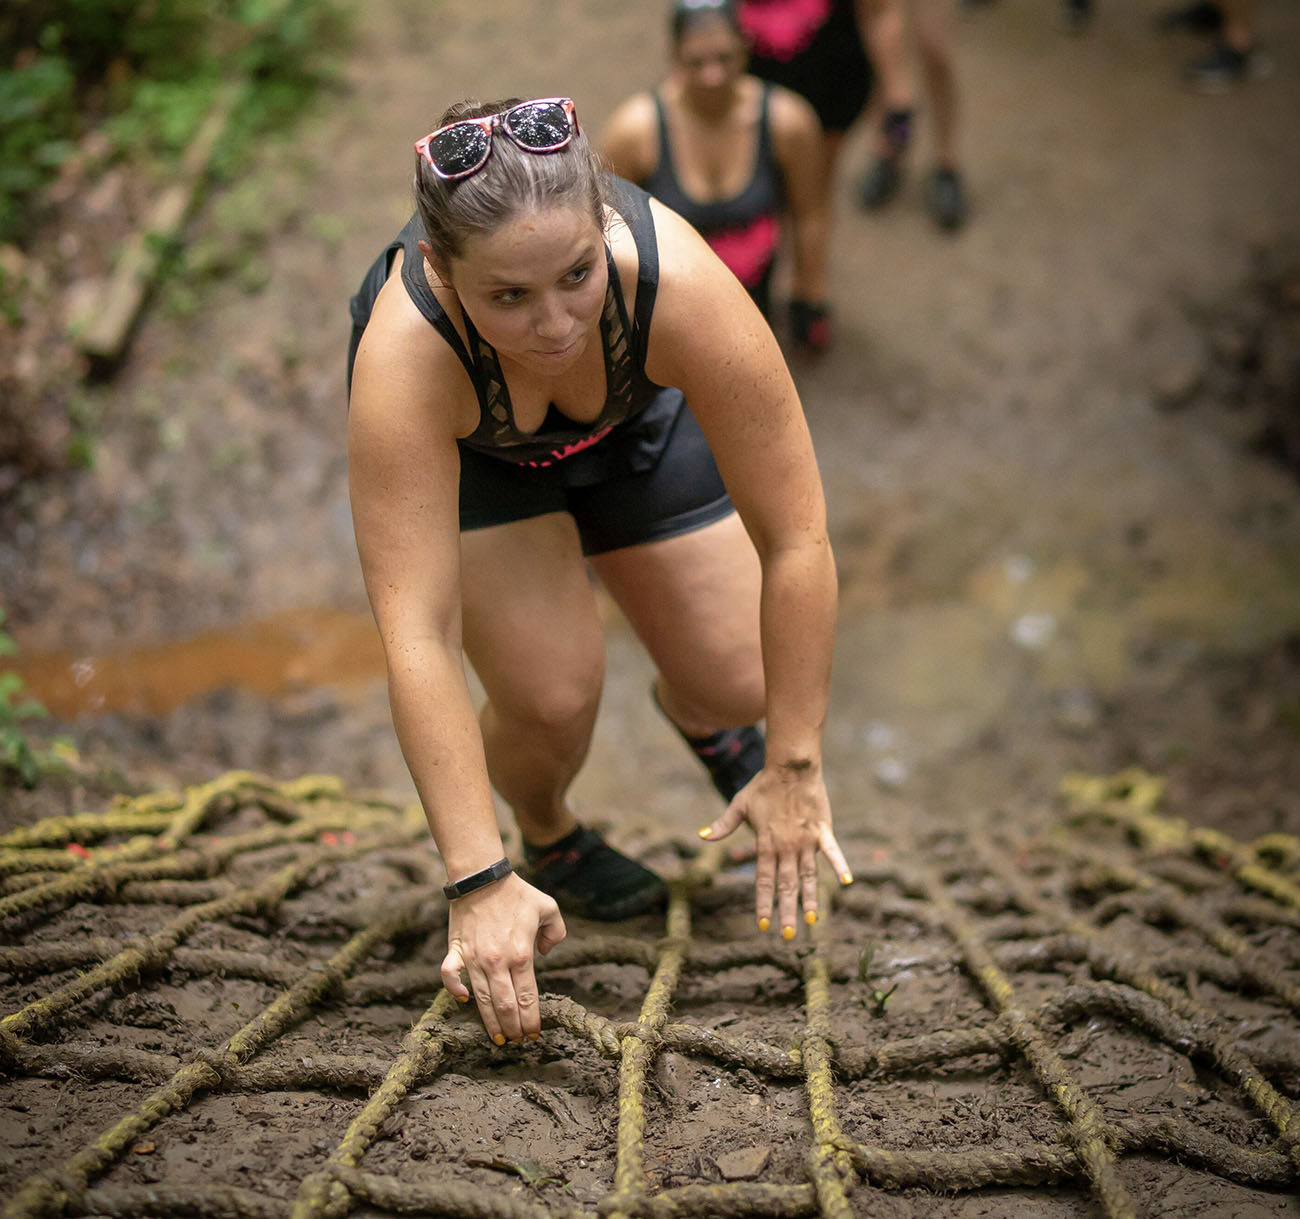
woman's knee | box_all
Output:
[488,667,604,752]
[661,663,765,732]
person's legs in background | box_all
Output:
[1186,0,1268,91]
[857,0,968,231]
[857,0,914,211]
[912,0,967,230]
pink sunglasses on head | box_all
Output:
[414,98,580,181]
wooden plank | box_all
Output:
[71,80,243,366]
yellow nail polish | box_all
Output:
[805,910,817,926]
[528,1033,540,1041]
[697,826,713,839]
[758,917,770,932]
[841,872,854,886]
[782,925,796,941]
[457,994,469,1003]
[492,1034,505,1046]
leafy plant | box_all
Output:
[855,940,898,1015]
[0,50,76,240]
[0,0,353,244]
[867,984,899,1016]
[0,612,52,787]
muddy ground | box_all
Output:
[3,0,1300,1215]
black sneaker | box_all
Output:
[522,825,667,921]
[859,156,902,210]
[1062,0,1093,35]
[1186,41,1271,92]
[928,167,968,231]
[1156,1,1223,35]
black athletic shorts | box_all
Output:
[747,5,873,134]
[457,398,733,556]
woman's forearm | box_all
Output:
[385,638,505,878]
[757,535,837,767]
[790,203,830,303]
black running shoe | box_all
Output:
[928,167,968,231]
[522,825,667,921]
[859,157,902,211]
[1156,1,1222,34]
[1062,0,1093,34]
[1186,41,1271,92]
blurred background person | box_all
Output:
[601,0,833,354]
[1065,1,1267,91]
[1062,0,1093,35]
[857,0,968,231]
[1182,0,1268,90]
[736,0,875,185]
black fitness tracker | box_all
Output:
[442,856,514,900]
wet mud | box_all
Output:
[1,771,1298,1216]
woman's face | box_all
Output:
[673,16,747,100]
[448,205,607,373]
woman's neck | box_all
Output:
[671,77,743,125]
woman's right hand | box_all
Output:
[440,872,567,1045]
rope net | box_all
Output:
[1,767,1297,1217]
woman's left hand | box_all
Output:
[699,764,851,937]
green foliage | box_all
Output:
[1281,700,1300,739]
[0,260,26,325]
[867,983,898,1016]
[0,611,53,788]
[0,0,353,244]
[105,78,224,158]
[64,390,100,468]
[0,53,76,240]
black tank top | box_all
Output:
[643,85,783,308]
[372,178,685,479]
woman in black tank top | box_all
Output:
[600,0,833,352]
[347,94,848,1048]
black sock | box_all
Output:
[680,723,766,803]
[522,825,666,921]
[651,684,766,802]
[882,108,914,155]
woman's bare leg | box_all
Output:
[459,512,605,847]
[591,512,765,737]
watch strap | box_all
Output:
[442,856,513,900]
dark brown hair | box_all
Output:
[413,97,607,269]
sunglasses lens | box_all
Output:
[429,123,490,176]
[504,101,572,150]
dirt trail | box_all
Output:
[7,0,1300,805]
[3,0,1300,1215]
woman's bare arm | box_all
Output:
[641,201,848,930]
[349,278,502,876]
[769,85,830,304]
[348,275,564,1042]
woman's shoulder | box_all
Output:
[763,80,820,137]
[603,89,659,133]
[621,192,741,321]
[351,256,480,438]
[598,92,660,182]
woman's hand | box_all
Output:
[699,764,851,937]
[440,873,567,1044]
